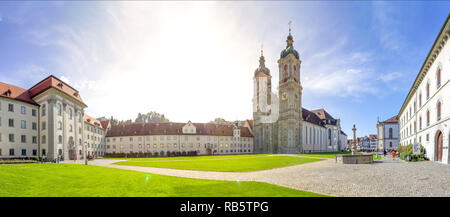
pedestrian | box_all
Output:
[383,149,386,157]
[392,150,396,159]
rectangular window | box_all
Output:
[42,136,46,144]
[21,120,26,129]
[32,109,36,116]
[33,149,37,156]
[32,122,37,130]
[32,136,37,144]
[21,135,26,143]
[42,122,46,130]
[21,149,26,156]
[9,149,14,156]
[426,134,429,142]
[8,119,14,127]
[8,103,14,112]
[9,134,15,142]
[21,106,26,114]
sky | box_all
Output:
[0,1,449,137]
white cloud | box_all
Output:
[25,2,288,122]
[378,71,404,83]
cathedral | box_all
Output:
[252,26,348,154]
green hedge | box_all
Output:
[396,144,426,162]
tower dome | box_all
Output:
[254,46,270,75]
[280,25,299,59]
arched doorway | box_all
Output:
[206,148,212,155]
[68,136,75,160]
[435,131,443,162]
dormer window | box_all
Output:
[57,83,63,89]
[4,90,11,97]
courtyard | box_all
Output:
[1,153,449,197]
[90,153,450,197]
[111,154,324,172]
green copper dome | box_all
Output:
[280,33,299,59]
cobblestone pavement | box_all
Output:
[64,155,450,197]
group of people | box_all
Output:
[383,149,398,159]
[39,154,65,163]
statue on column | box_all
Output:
[352,124,357,155]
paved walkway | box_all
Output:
[64,155,450,197]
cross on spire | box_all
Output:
[261,43,263,56]
[288,20,292,34]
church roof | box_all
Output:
[310,108,335,120]
[302,108,324,126]
[383,115,398,123]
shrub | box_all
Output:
[396,144,426,162]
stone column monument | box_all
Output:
[352,124,357,155]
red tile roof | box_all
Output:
[28,75,86,107]
[84,114,103,129]
[106,122,253,138]
[0,82,39,106]
[100,120,110,130]
[311,108,335,120]
[383,115,398,123]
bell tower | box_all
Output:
[252,45,273,153]
[277,22,303,153]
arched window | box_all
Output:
[419,116,422,130]
[389,128,393,139]
[437,101,441,121]
[58,121,62,130]
[437,67,441,88]
[419,93,422,107]
[328,129,331,146]
[426,110,430,126]
[42,104,46,116]
[426,83,430,100]
[57,103,62,116]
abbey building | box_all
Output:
[252,28,347,154]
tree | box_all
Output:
[209,117,233,125]
[135,111,170,123]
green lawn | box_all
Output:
[299,152,352,159]
[299,152,382,160]
[112,154,324,172]
[0,164,327,197]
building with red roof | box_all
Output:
[0,75,107,161]
[377,115,399,151]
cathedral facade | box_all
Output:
[252,29,347,154]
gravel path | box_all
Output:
[65,156,450,197]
